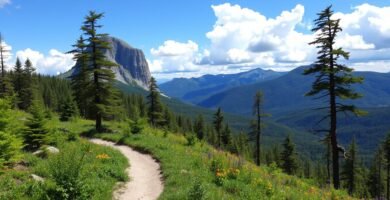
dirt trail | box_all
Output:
[90,139,163,200]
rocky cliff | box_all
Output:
[64,36,151,89]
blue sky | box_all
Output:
[1,0,390,80]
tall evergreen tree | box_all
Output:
[304,6,364,189]
[194,114,205,140]
[0,33,13,98]
[342,138,360,195]
[213,107,224,148]
[147,77,163,127]
[12,58,23,98]
[281,135,298,175]
[383,133,390,200]
[368,145,385,199]
[252,91,268,166]
[68,36,91,118]
[221,124,232,148]
[18,59,36,110]
[80,11,119,132]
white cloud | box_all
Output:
[149,40,200,73]
[16,48,75,75]
[1,40,13,70]
[0,0,10,8]
[148,3,390,80]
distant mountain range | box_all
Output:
[159,68,285,104]
[162,66,390,158]
[197,66,390,115]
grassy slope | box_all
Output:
[0,117,128,200]
[67,119,352,200]
[116,81,323,159]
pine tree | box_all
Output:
[221,124,232,149]
[304,6,364,189]
[252,91,268,166]
[0,33,13,98]
[24,100,48,150]
[342,138,359,195]
[213,107,224,148]
[281,135,298,175]
[368,146,385,199]
[147,77,163,127]
[0,98,23,168]
[383,133,390,200]
[68,36,91,118]
[80,11,119,132]
[19,59,36,110]
[194,114,205,140]
[59,99,79,121]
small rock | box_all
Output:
[45,146,60,154]
[31,174,44,182]
[32,150,44,155]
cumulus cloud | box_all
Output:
[149,3,390,79]
[0,40,13,70]
[149,40,200,73]
[0,0,10,8]
[16,48,75,75]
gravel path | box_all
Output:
[90,139,164,200]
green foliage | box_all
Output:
[147,77,164,127]
[130,119,145,134]
[187,178,207,200]
[281,135,298,175]
[213,107,224,148]
[304,5,365,190]
[23,100,48,150]
[0,99,23,168]
[77,11,120,132]
[59,99,79,121]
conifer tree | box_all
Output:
[368,145,385,199]
[24,100,48,150]
[0,33,13,98]
[0,98,23,168]
[213,107,224,148]
[19,59,36,110]
[342,138,360,195]
[12,58,23,97]
[147,77,163,127]
[194,114,205,140]
[59,99,79,121]
[68,36,90,118]
[281,135,298,175]
[80,11,119,131]
[383,133,390,200]
[304,6,364,189]
[252,91,268,166]
[221,124,232,149]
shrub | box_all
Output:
[130,119,145,135]
[0,99,23,168]
[44,142,92,200]
[186,134,197,146]
[188,179,207,200]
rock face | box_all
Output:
[66,36,151,89]
[103,37,151,89]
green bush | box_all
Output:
[188,179,207,200]
[0,99,23,168]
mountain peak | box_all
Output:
[63,36,151,90]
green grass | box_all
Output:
[0,117,128,200]
[81,119,353,200]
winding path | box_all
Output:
[90,139,164,200]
